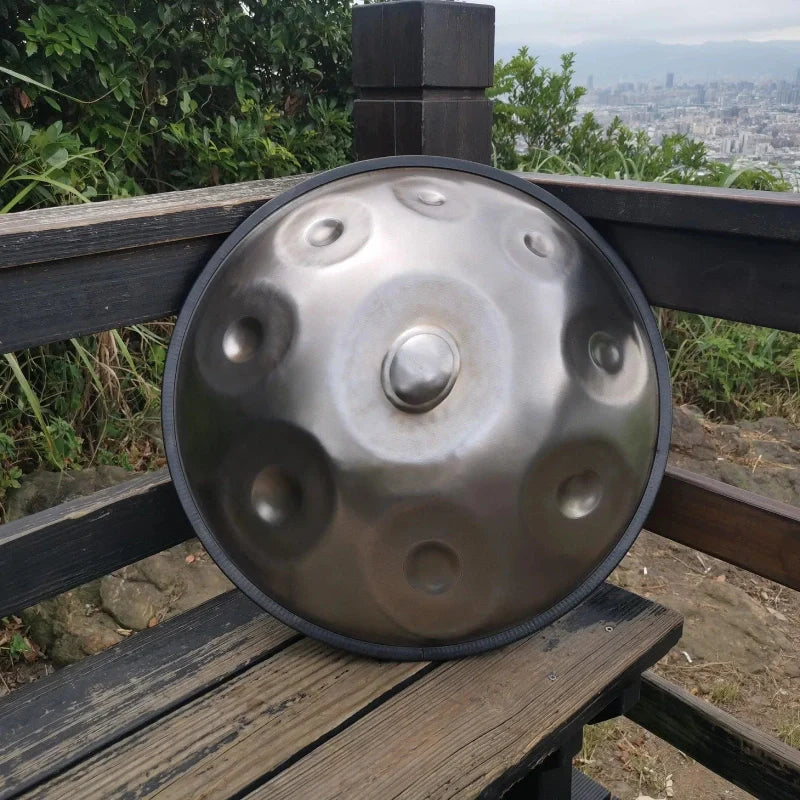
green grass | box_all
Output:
[709,680,742,706]
[0,323,171,520]
[658,310,800,423]
[777,712,800,748]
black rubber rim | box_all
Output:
[163,155,672,661]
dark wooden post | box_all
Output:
[352,0,495,163]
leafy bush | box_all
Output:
[0,0,354,207]
[0,109,111,211]
[489,49,586,170]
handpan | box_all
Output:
[163,156,671,660]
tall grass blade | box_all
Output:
[2,352,59,467]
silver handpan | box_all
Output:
[163,156,671,660]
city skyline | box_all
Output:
[578,75,800,188]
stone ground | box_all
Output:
[1,407,799,800]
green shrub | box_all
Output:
[0,0,354,207]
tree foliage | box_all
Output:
[489,48,586,168]
[0,0,354,209]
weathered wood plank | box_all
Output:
[3,173,800,350]
[597,223,800,334]
[0,238,222,352]
[4,462,797,622]
[524,174,800,242]
[0,175,307,269]
[645,465,800,591]
[628,671,800,800]
[27,639,431,800]
[0,469,191,617]
[249,585,681,800]
[0,591,297,800]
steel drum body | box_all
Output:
[163,156,671,660]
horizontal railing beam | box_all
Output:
[0,175,310,270]
[2,172,800,351]
[0,470,192,617]
[2,463,798,618]
[628,671,800,800]
[644,465,800,592]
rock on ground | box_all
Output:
[5,465,131,522]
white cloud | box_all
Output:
[492,0,800,45]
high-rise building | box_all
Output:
[666,72,674,88]
[796,67,800,85]
[587,74,594,90]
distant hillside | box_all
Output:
[494,40,800,86]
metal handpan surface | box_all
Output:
[164,156,671,660]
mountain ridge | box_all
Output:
[494,39,800,86]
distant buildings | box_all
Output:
[579,77,800,189]
[587,74,594,90]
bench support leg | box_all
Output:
[526,730,583,799]
[502,680,640,799]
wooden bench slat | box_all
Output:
[248,585,680,800]
[0,591,296,800]
[22,584,679,800]
[4,463,797,618]
[628,671,800,800]
[645,465,800,592]
[0,469,191,618]
[3,175,800,351]
[29,640,430,800]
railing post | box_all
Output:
[352,0,495,163]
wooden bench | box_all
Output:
[2,4,800,797]
[0,582,678,799]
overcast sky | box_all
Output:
[492,0,800,46]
